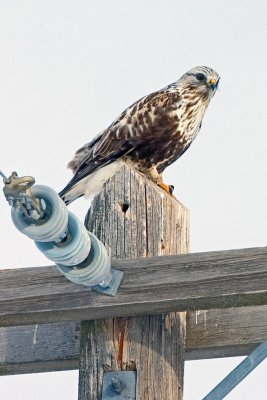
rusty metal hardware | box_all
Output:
[2,171,45,218]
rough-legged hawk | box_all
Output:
[59,66,219,204]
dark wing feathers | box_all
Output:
[59,89,181,197]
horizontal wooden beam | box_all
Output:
[1,247,267,327]
[185,305,267,360]
[0,321,80,376]
[1,305,266,375]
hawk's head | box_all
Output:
[179,66,220,99]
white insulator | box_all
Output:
[10,182,112,288]
[56,230,111,286]
[35,212,91,266]
[11,185,68,242]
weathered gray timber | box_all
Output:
[79,166,189,400]
[185,305,267,360]
[1,305,267,376]
[0,321,79,375]
[1,246,267,327]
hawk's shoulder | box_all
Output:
[66,88,181,180]
[134,89,181,112]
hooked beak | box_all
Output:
[207,77,220,90]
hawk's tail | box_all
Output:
[58,186,83,206]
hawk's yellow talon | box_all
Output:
[157,181,174,195]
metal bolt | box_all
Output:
[14,199,21,208]
[99,271,113,289]
[111,376,126,394]
[102,371,136,399]
[7,196,14,206]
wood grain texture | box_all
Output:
[186,305,267,360]
[1,246,267,327]
[1,305,267,375]
[0,322,80,375]
[80,165,188,400]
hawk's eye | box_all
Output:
[196,73,205,82]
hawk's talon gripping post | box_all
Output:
[157,180,175,196]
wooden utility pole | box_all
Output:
[79,165,189,399]
[1,168,267,397]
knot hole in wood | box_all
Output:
[121,202,130,213]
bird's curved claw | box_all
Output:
[169,185,175,195]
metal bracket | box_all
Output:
[92,268,124,297]
[2,171,44,218]
[102,371,136,400]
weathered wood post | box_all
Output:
[79,165,189,399]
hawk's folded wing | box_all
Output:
[59,89,181,198]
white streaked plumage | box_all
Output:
[59,66,219,204]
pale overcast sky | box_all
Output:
[0,1,266,399]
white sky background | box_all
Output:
[0,0,266,398]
